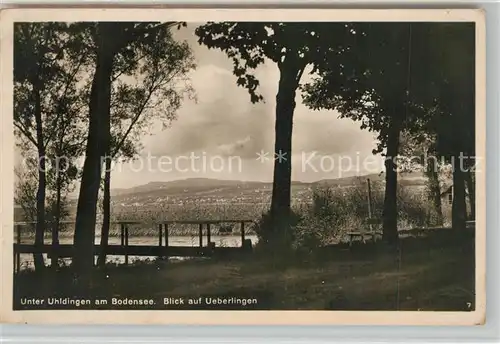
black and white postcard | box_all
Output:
[0,8,486,325]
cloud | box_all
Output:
[112,26,380,186]
[141,63,275,159]
[216,136,252,157]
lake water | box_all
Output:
[16,234,259,270]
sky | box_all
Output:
[15,23,384,190]
[106,24,382,189]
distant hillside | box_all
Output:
[108,173,427,208]
[111,178,246,197]
[111,178,314,197]
[112,173,426,197]
[16,173,430,220]
[313,172,427,187]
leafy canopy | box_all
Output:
[302,22,475,157]
[302,23,419,153]
[196,22,358,103]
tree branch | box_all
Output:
[43,56,86,150]
[14,121,38,147]
[111,78,161,158]
[111,50,148,82]
[116,22,181,50]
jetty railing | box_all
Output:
[13,219,255,273]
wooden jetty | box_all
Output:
[13,219,255,273]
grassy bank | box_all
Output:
[14,229,474,311]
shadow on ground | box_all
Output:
[13,229,475,311]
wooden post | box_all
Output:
[367,178,373,233]
[165,223,169,258]
[120,223,125,246]
[165,223,169,248]
[13,241,15,273]
[158,224,163,247]
[207,223,211,246]
[125,224,129,265]
[15,225,21,273]
[51,223,59,269]
[158,223,163,259]
[240,221,245,248]
[367,178,373,218]
[199,223,203,248]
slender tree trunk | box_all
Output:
[465,169,475,220]
[34,149,46,270]
[269,59,304,247]
[425,154,443,226]
[52,130,66,269]
[73,28,115,274]
[452,161,467,230]
[33,83,45,271]
[52,168,62,269]
[382,118,401,245]
[97,159,111,267]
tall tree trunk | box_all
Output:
[52,130,66,269]
[34,149,46,271]
[425,154,443,226]
[97,158,111,267]
[465,169,475,220]
[269,59,304,246]
[33,83,45,271]
[52,168,62,269]
[73,28,115,275]
[382,118,401,245]
[452,162,467,230]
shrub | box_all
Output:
[251,210,302,254]
[291,181,431,250]
[397,185,431,228]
